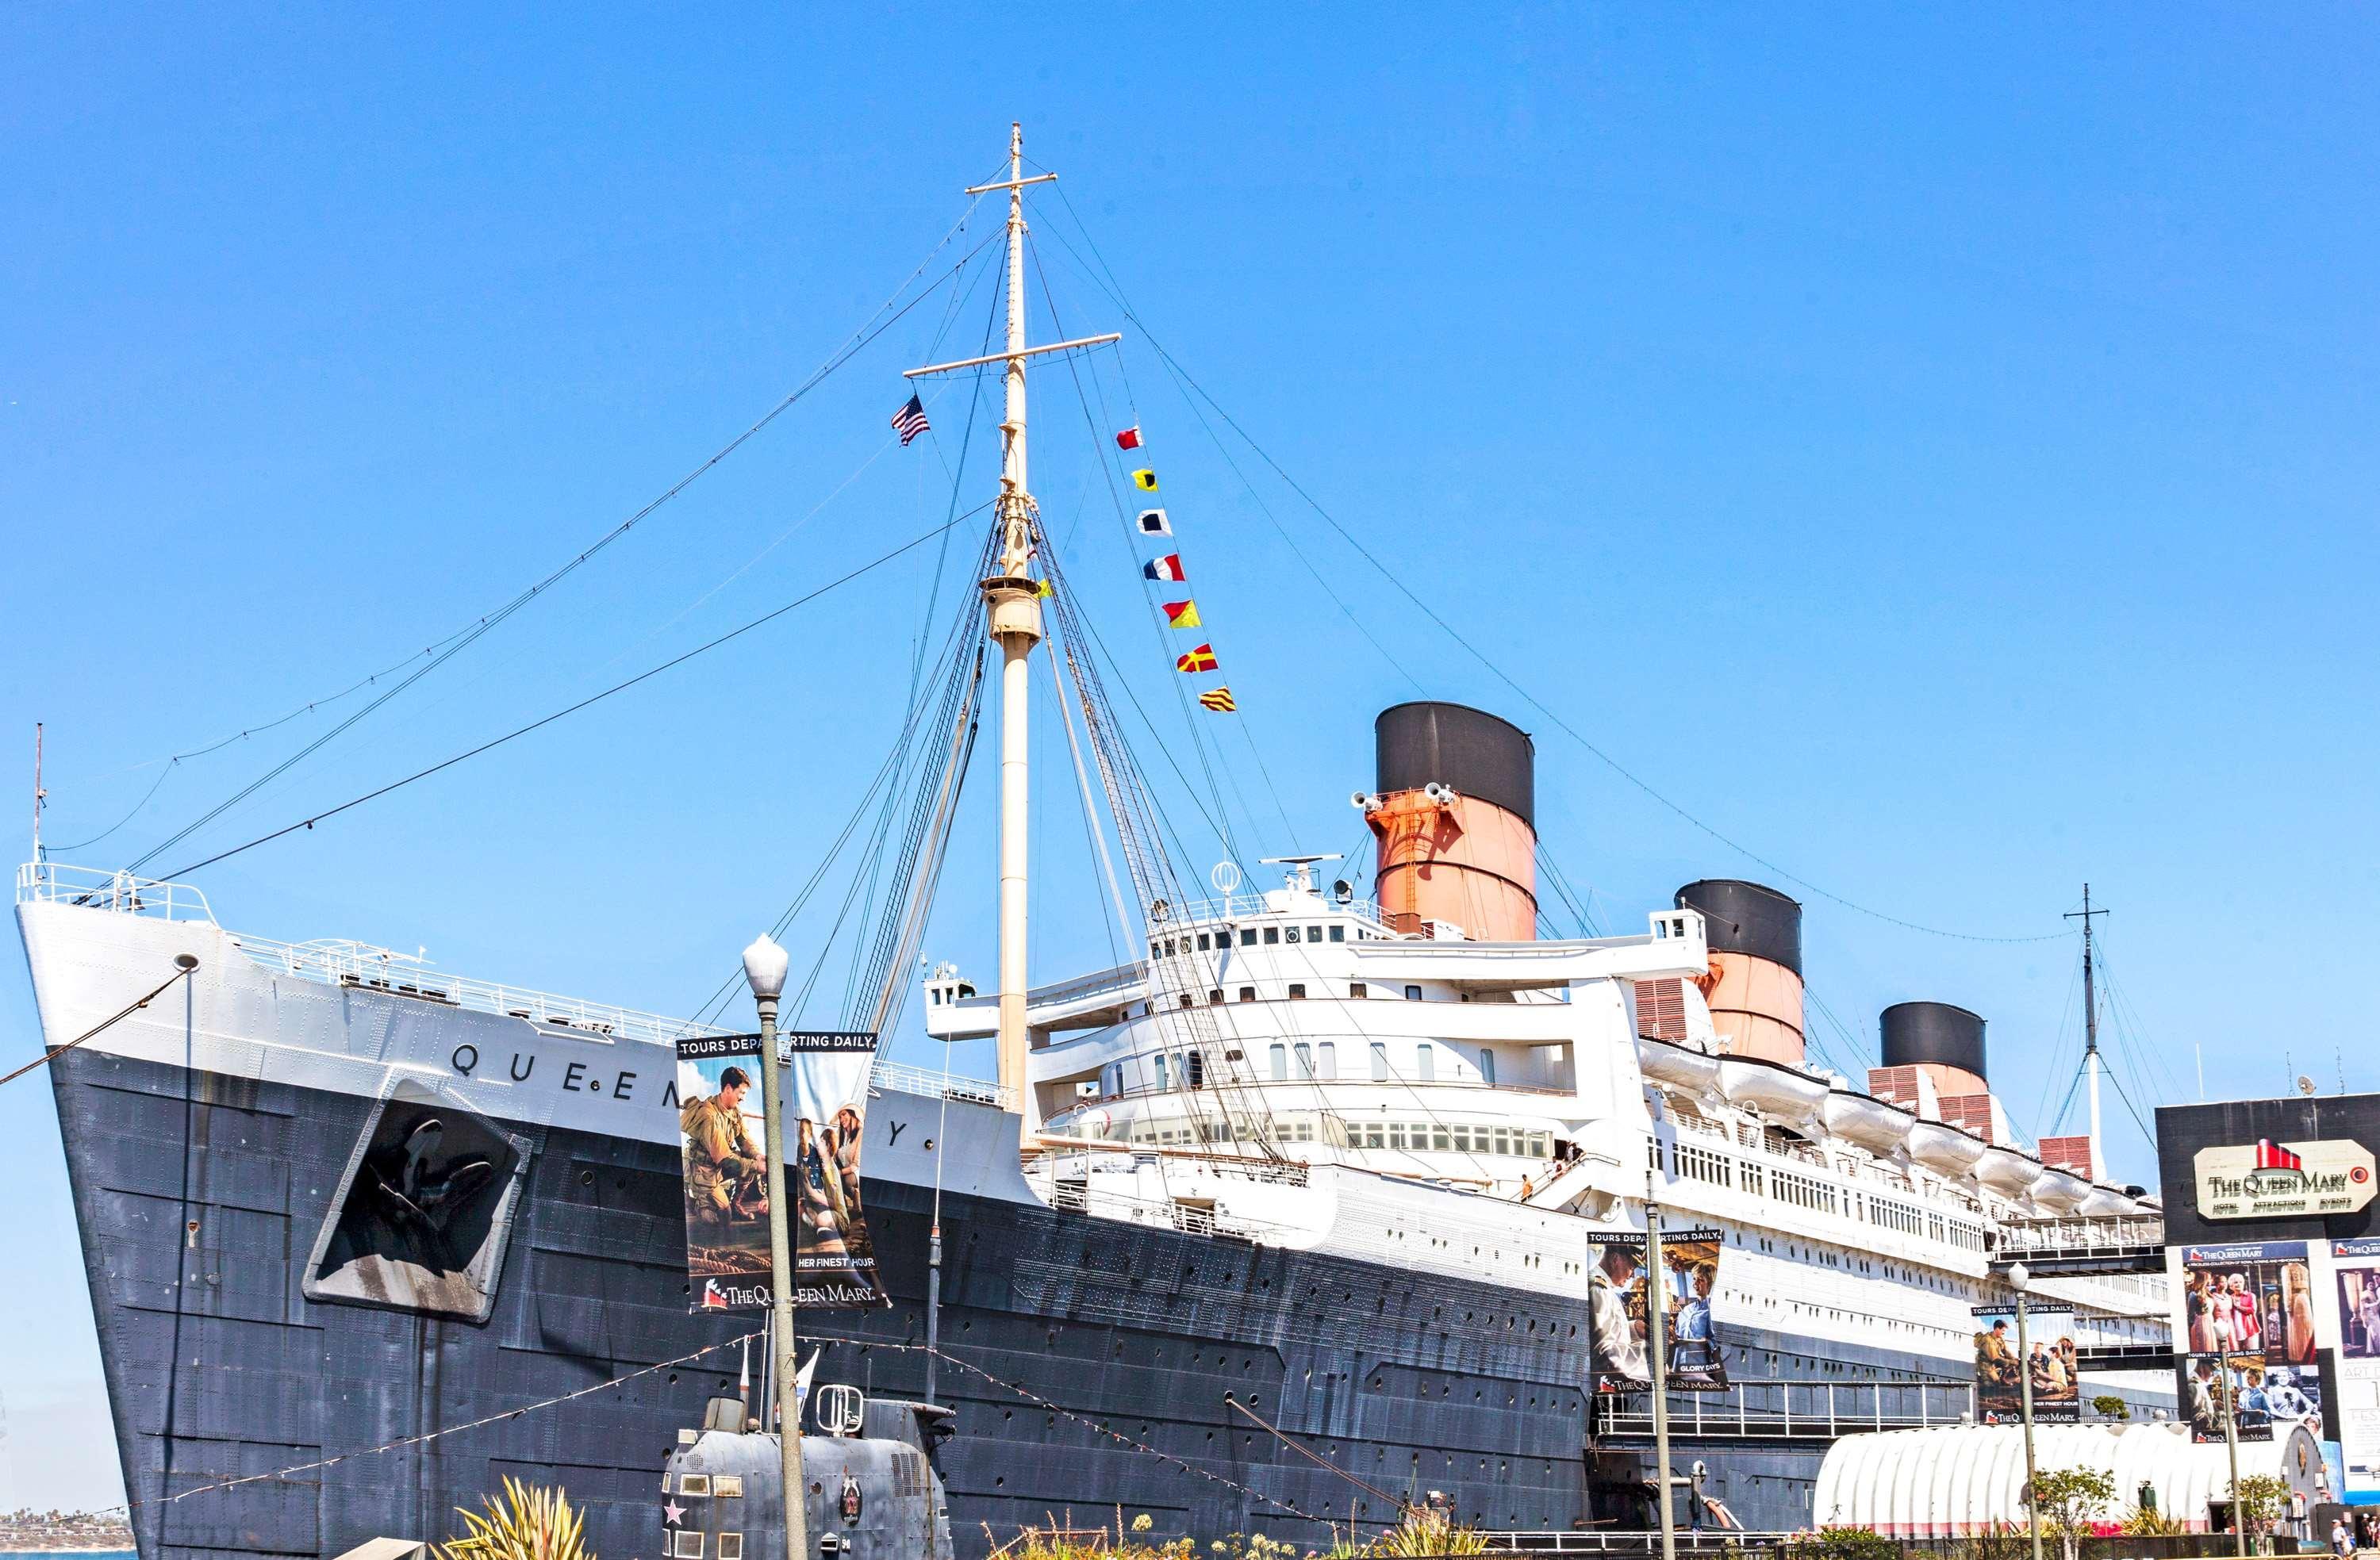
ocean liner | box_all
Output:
[15,126,2175,1560]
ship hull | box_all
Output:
[55,1046,1641,1560]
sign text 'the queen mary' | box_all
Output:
[2194,1137,2378,1221]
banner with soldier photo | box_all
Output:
[677,1029,888,1313]
[1589,1228,1728,1392]
[1971,1301,2079,1424]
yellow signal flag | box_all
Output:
[1176,643,1218,673]
[1132,468,1160,492]
[1035,577,1054,597]
[1198,686,1236,713]
[1162,599,1202,629]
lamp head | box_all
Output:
[174,953,200,972]
[2008,1261,2031,1294]
[742,933,791,1002]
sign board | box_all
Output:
[1591,1228,1728,1393]
[677,1030,889,1313]
[2332,1238,2380,1502]
[2194,1140,2376,1221]
[1971,1302,2080,1424]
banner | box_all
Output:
[2178,1240,2320,1443]
[1971,1301,2079,1424]
[2333,1238,2380,1501]
[678,1030,888,1313]
[1590,1228,1727,1392]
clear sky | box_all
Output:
[6,4,2378,1512]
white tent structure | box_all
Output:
[1814,1421,2328,1536]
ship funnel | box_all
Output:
[1879,1001,1987,1096]
[1368,702,1537,941]
[1675,880,1805,1066]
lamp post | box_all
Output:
[2010,1262,2044,1560]
[743,933,809,1560]
[2219,1356,2245,1559]
[1645,1171,1675,1560]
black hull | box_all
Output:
[56,1048,1637,1560]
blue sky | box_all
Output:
[7,4,2379,1510]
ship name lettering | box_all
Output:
[563,1061,589,1092]
[613,1070,636,1102]
[509,1053,535,1082]
[451,1044,478,1076]
[885,1120,906,1146]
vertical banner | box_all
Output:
[2332,1238,2380,1502]
[678,1030,889,1313]
[1589,1229,1728,1392]
[2178,1240,2320,1443]
[1971,1301,2079,1424]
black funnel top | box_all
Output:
[1375,703,1534,826]
[1879,1001,1987,1083]
[1676,880,1802,976]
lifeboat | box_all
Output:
[2029,1166,2090,1213]
[1976,1144,2041,1196]
[1635,1035,1721,1094]
[1718,1055,1829,1125]
[1821,1089,1914,1154]
[2075,1185,2138,1219]
[1906,1119,1988,1175]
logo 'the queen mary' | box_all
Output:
[2255,1140,2305,1174]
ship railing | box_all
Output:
[869,1060,1013,1111]
[1996,1212,2167,1254]
[1154,895,1393,931]
[17,860,216,922]
[1043,1178,1296,1241]
[1591,1378,1978,1441]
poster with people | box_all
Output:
[1971,1301,2079,1424]
[2331,1238,2380,1502]
[677,1029,889,1313]
[2177,1240,2319,1444]
[1589,1228,1727,1392]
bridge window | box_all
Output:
[1208,989,1223,1004]
[1349,982,1368,998]
[1330,925,1345,942]
[1294,1043,1313,1079]
[1415,1044,1436,1082]
[1264,926,1280,945]
[1405,984,1422,1001]
[1241,929,1258,947]
[1478,1048,1497,1087]
[1316,1042,1338,1080]
[1370,1042,1390,1082]
[1197,933,1211,951]
[1269,1044,1287,1081]
[1238,987,1255,1002]
[1288,983,1307,999]
[1309,925,1324,941]
[1154,1054,1169,1090]
[1187,1052,1206,1088]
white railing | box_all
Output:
[1593,1378,1978,1440]
[869,1060,1012,1110]
[19,861,216,922]
[1042,1177,1296,1241]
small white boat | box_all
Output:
[1906,1119,1988,1175]
[2029,1166,2091,1212]
[1976,1144,2041,1196]
[1637,1034,1721,1093]
[1718,1055,1830,1124]
[1821,1088,1914,1153]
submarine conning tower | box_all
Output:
[1675,879,1806,1067]
[1364,701,1537,942]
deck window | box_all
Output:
[1269,1044,1287,1082]
[1288,983,1306,999]
[1294,1042,1313,1079]
[1264,926,1280,945]
[1414,1044,1435,1082]
[1238,987,1256,1002]
[1369,1041,1390,1081]
[1329,925,1345,942]
[1241,928,1258,947]
[1316,1042,1338,1080]
[1479,1048,1497,1087]
[1405,984,1422,1001]
[1349,982,1367,998]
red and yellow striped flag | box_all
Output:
[1198,686,1236,712]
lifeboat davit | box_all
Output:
[2029,1166,2090,1212]
[1718,1055,1829,1125]
[1636,1035,1721,1094]
[1906,1119,1988,1175]
[1976,1145,2041,1196]
[1821,1090,1914,1153]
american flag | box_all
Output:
[2255,1139,2304,1172]
[890,393,931,447]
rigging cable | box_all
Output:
[155,506,990,882]
[1031,182,2062,946]
[111,220,998,873]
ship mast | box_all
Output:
[2067,883,2107,1179]
[907,125,1116,1149]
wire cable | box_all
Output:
[155,507,988,881]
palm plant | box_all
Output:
[436,1477,592,1560]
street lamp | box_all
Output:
[743,933,809,1560]
[2010,1263,2043,1560]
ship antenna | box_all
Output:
[906,125,1116,1151]
[30,722,44,865]
[2064,884,2108,1177]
